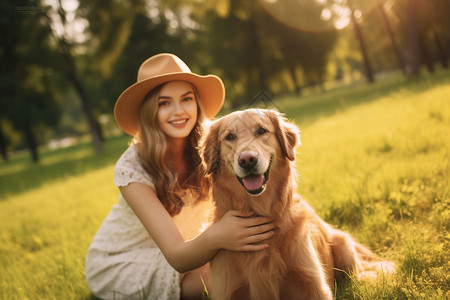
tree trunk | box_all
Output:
[0,121,8,161]
[56,1,103,153]
[66,68,104,153]
[24,118,38,163]
[285,61,301,96]
[58,39,103,153]
[249,18,269,92]
[348,0,374,83]
[379,3,407,74]
[407,0,421,77]
[418,32,435,73]
[432,29,448,68]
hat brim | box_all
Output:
[114,72,225,136]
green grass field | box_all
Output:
[1,70,449,299]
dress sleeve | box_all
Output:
[113,145,155,189]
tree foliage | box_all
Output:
[0,0,62,161]
[1,0,449,160]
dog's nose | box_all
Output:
[238,152,258,169]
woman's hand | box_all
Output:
[206,210,275,252]
[121,183,275,272]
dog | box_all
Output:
[200,109,395,300]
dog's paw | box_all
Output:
[358,260,396,281]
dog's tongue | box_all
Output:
[242,174,264,191]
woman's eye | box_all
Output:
[257,127,267,135]
[158,100,169,107]
[183,97,194,102]
[225,133,236,141]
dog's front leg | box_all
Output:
[289,236,333,300]
[210,251,248,300]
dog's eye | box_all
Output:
[225,133,236,141]
[257,127,268,135]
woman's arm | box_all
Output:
[120,182,275,273]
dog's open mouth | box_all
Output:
[236,157,272,195]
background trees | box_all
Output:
[0,1,62,162]
[1,0,449,161]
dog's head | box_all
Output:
[201,109,300,196]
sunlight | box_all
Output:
[259,0,345,32]
[321,8,332,21]
[44,0,88,44]
[259,0,375,32]
[61,0,78,12]
[331,3,352,29]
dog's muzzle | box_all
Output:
[236,157,272,195]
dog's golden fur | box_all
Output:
[201,109,394,300]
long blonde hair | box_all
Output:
[134,82,210,216]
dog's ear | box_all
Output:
[266,110,300,161]
[200,118,222,174]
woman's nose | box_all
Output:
[172,101,184,115]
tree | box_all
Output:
[186,0,338,105]
[263,18,337,93]
[417,0,449,69]
[392,0,450,77]
[378,2,407,74]
[0,123,7,161]
[100,4,193,114]
[347,0,374,82]
[45,0,144,152]
[257,0,374,83]
[0,0,61,162]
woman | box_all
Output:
[85,53,275,299]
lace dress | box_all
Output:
[85,145,211,300]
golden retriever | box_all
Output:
[201,109,395,300]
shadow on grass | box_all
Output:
[0,134,131,200]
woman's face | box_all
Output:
[156,81,198,139]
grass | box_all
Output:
[1,69,449,299]
[0,135,131,299]
[281,70,450,299]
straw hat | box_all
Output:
[114,53,225,136]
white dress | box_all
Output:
[85,145,211,300]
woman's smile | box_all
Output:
[169,118,190,127]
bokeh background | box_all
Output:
[1,0,449,160]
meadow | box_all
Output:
[1,70,449,299]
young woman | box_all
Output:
[85,53,275,300]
